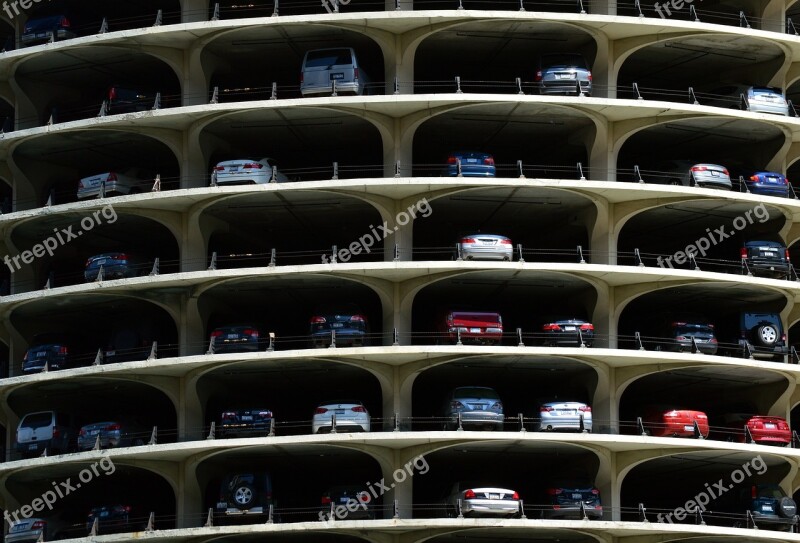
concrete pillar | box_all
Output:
[177,460,203,528]
[182,0,210,23]
[760,0,787,34]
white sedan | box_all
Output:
[312,400,370,433]
[212,158,289,185]
[536,401,592,432]
[446,484,521,517]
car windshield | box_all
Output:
[541,54,587,69]
[305,49,352,67]
[454,387,499,400]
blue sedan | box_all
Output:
[444,152,496,177]
[745,171,790,197]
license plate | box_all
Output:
[339,497,349,503]
[227,334,238,339]
[100,512,109,518]
[28,444,37,450]
[331,323,344,328]
[217,502,227,509]
[228,167,238,171]
[572,493,582,499]
[96,259,107,266]
[560,410,576,415]
[241,416,253,421]
[558,73,575,79]
[684,425,695,432]
[334,409,345,415]
[89,430,99,436]
[762,504,773,511]
[330,73,344,80]
[469,328,481,333]
[711,171,719,176]
[36,32,47,38]
[488,494,500,499]
[10,525,26,533]
[764,252,776,257]
[564,326,576,331]
[36,352,47,358]
[765,423,777,429]
[465,158,478,164]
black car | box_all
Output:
[737,312,788,362]
[216,472,275,520]
[541,319,594,347]
[309,307,368,348]
[23,342,70,373]
[735,484,798,531]
[219,409,274,438]
[541,481,603,520]
[86,505,139,534]
[103,324,154,364]
[320,485,374,520]
[741,241,791,279]
[105,85,159,114]
[210,325,261,353]
[84,253,148,282]
[649,320,718,355]
[21,15,76,47]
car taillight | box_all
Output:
[321,496,331,504]
[310,316,326,324]
[542,324,561,331]
[591,489,599,495]
[580,323,594,331]
[351,406,367,412]
[354,67,359,80]
[752,420,764,429]
[664,411,679,417]
[741,248,748,259]
[512,491,519,500]
[579,406,592,412]
[106,423,120,431]
[464,489,476,499]
[691,166,708,172]
[461,238,477,244]
[210,330,223,338]
[300,72,304,84]
[52,427,60,438]
[587,73,593,81]
[499,239,512,245]
[534,70,542,81]
[484,157,495,165]
[109,87,117,100]
[213,166,225,171]
[451,401,464,409]
[350,315,366,323]
[242,163,263,169]
[540,406,554,412]
[491,402,502,410]
[786,249,791,260]
[696,413,707,419]
[117,253,128,261]
[547,488,562,495]
[752,485,757,498]
[79,428,86,436]
[710,338,718,344]
[447,156,457,164]
[61,17,71,27]
[222,412,237,420]
[722,168,729,176]
[107,173,117,182]
[672,322,686,326]
[58,346,68,355]
[243,329,258,337]
[314,407,328,414]
[782,333,787,342]
[123,506,131,513]
[750,175,759,182]
[780,421,790,429]
[31,521,45,530]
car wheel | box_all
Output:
[668,178,680,185]
[755,324,779,346]
[779,497,797,518]
[230,482,257,508]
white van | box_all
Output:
[300,47,371,97]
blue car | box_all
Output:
[310,308,368,347]
[85,253,147,281]
[21,15,76,47]
[745,171,790,197]
[444,152,496,177]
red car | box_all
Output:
[439,311,503,345]
[642,408,709,438]
[719,413,791,445]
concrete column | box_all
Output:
[182,0,210,23]
[759,0,787,33]
[177,460,203,528]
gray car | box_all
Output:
[649,160,731,190]
[300,47,371,97]
[445,483,521,518]
[707,85,788,116]
[457,234,513,261]
[443,386,504,430]
[536,53,592,96]
[76,419,149,451]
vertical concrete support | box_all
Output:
[592,365,619,435]
[182,0,210,23]
[592,34,613,98]
[8,74,37,130]
[3,322,25,378]
[180,294,206,358]
[583,197,616,266]
[381,117,412,178]
[177,460,203,528]
[760,0,787,33]
[592,283,614,349]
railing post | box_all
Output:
[517,327,524,347]
[393,328,400,346]
[332,161,339,180]
[577,162,586,181]
[518,412,525,431]
[688,252,700,271]
[98,17,109,33]
[457,411,463,430]
[693,419,704,439]
[207,422,216,441]
[634,248,644,266]
[393,243,400,262]
[148,425,157,445]
[637,416,647,436]
[89,518,99,536]
[97,100,108,117]
[517,159,525,178]
[632,82,643,100]
[789,17,799,35]
[395,161,401,178]
[517,243,524,263]
[634,0,644,16]
[150,258,160,276]
[456,328,463,345]
[516,77,524,95]
[455,76,462,94]
[211,3,220,20]
[267,332,275,352]
[273,0,279,16]
[153,9,163,26]
[267,504,274,524]
[329,329,336,348]
[456,498,464,518]
[393,500,400,519]
[152,92,161,110]
[270,165,278,183]
[739,10,750,27]
[331,78,337,97]
[93,348,103,366]
[208,251,217,271]
[744,425,754,444]
[577,0,586,14]
[331,245,337,263]
[791,345,800,364]
[204,508,214,527]
[210,86,219,104]
[690,335,699,354]
[639,503,648,522]
[635,331,645,350]
[689,4,699,20]
[270,82,277,100]
[688,86,698,105]
[577,245,586,264]
[147,341,158,360]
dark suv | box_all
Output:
[216,473,275,520]
[21,15,76,47]
[735,484,798,531]
[741,241,791,279]
[650,320,718,355]
[541,481,602,520]
[737,313,787,362]
[219,409,274,438]
[105,85,159,114]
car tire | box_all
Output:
[754,324,779,346]
[230,481,257,509]
[779,497,797,518]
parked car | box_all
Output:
[741,241,791,279]
[708,85,788,116]
[77,419,149,451]
[536,401,592,432]
[210,325,261,353]
[641,407,709,438]
[650,320,718,355]
[216,472,275,518]
[736,312,788,362]
[21,15,76,47]
[312,400,370,433]
[105,85,159,114]
[541,319,594,347]
[320,485,374,520]
[443,152,496,177]
[445,483,520,518]
[443,386,504,430]
[103,324,154,364]
[77,168,152,199]
[86,505,140,534]
[541,481,602,519]
[716,413,791,446]
[300,47,371,97]
[211,158,288,185]
[22,341,70,373]
[649,160,732,190]
[456,234,511,261]
[309,307,368,347]
[734,484,799,530]
[744,171,790,198]
[85,253,148,282]
[536,53,592,96]
[438,311,503,345]
[219,408,274,438]
[16,411,76,458]
[6,518,63,543]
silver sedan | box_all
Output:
[457,234,513,261]
[446,484,521,517]
[536,401,592,432]
[211,158,289,185]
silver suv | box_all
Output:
[536,53,592,96]
[300,48,371,97]
[16,411,75,458]
[443,386,504,430]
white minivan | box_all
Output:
[300,47,371,97]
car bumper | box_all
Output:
[751,512,798,526]
[17,441,52,455]
[313,417,370,433]
[539,81,591,95]
[452,411,504,428]
[311,331,366,346]
[750,432,792,445]
[544,333,594,347]
[748,260,789,275]
[219,422,273,437]
[446,332,502,344]
[5,531,44,543]
[542,505,602,519]
[301,83,362,96]
[460,247,513,260]
[445,166,496,177]
[77,434,121,450]
[651,421,709,437]
[537,416,592,432]
[214,173,271,185]
[691,173,731,189]
[673,340,717,355]
[213,340,259,353]
[746,343,789,360]
[748,102,789,116]
[461,499,519,516]
[747,183,790,197]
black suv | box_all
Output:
[218,409,274,438]
[105,85,159,114]
[741,241,791,279]
[21,15,76,47]
[215,473,275,521]
[649,320,718,355]
[738,313,787,362]
[735,484,798,531]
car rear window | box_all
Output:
[540,54,587,69]
[673,324,713,335]
[756,486,785,499]
[451,312,501,323]
[751,87,782,97]
[453,387,499,400]
[25,16,65,32]
[305,49,353,68]
[21,412,53,428]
